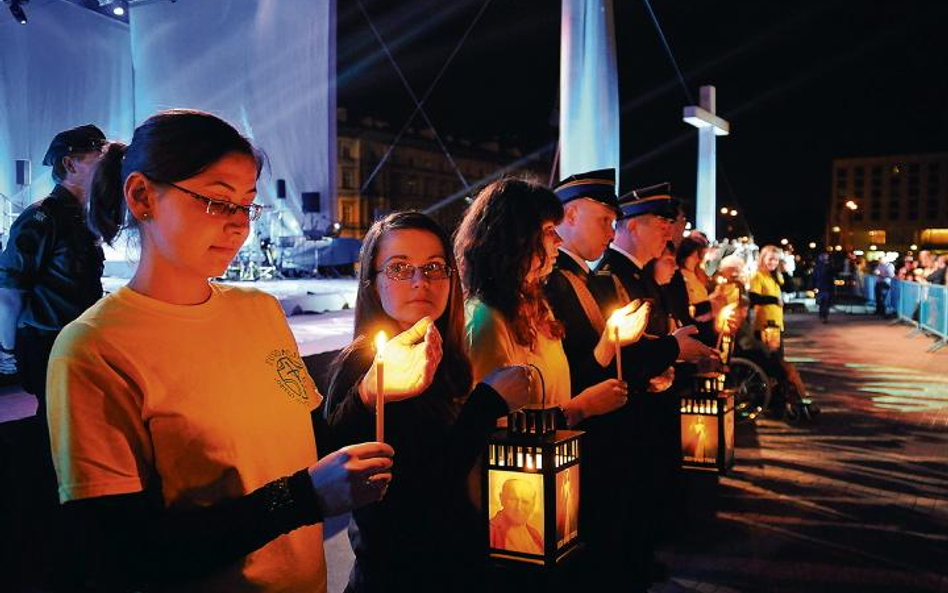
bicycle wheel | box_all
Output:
[726,357,772,422]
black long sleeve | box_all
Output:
[748,291,781,306]
[61,469,321,590]
[323,343,508,591]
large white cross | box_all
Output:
[683,86,730,242]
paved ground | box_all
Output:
[653,310,948,593]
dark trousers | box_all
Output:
[1,327,68,591]
[817,292,831,320]
[874,281,890,316]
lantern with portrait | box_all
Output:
[485,405,583,567]
[680,372,735,474]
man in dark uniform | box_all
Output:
[541,170,698,590]
[0,124,107,591]
[590,186,716,586]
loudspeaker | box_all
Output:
[15,159,30,186]
[301,191,321,213]
[276,179,286,199]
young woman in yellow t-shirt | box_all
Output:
[46,109,414,592]
[747,245,810,413]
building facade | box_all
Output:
[827,153,948,252]
[336,111,542,238]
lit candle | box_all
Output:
[614,323,623,382]
[609,309,623,382]
[375,331,387,443]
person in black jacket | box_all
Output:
[542,169,658,590]
[326,211,532,593]
[591,188,716,586]
[0,124,108,591]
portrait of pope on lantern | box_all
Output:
[489,472,545,555]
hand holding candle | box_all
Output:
[360,317,442,411]
[608,299,651,345]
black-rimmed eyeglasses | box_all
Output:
[164,181,267,222]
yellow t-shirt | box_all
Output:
[681,268,710,305]
[465,299,571,407]
[47,284,327,593]
[749,270,784,331]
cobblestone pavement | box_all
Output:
[653,312,948,593]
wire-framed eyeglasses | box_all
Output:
[376,261,453,281]
[164,181,267,222]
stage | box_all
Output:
[1,276,360,424]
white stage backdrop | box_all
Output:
[130,0,338,232]
[0,1,134,235]
[559,0,619,187]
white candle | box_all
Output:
[614,323,623,382]
[375,331,387,443]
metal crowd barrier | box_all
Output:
[871,278,948,352]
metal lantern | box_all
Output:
[485,405,583,567]
[761,320,782,353]
[680,372,735,474]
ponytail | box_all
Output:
[88,141,129,245]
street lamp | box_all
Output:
[843,198,859,251]
[780,238,789,246]
[729,209,737,217]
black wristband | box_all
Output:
[0,345,13,355]
[258,470,323,538]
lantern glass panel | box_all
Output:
[555,464,580,548]
[681,414,719,465]
[488,470,545,556]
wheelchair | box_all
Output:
[722,335,820,424]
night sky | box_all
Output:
[338,0,948,246]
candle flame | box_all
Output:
[375,331,388,356]
[716,303,737,333]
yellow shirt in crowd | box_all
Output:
[749,270,784,331]
[681,268,710,305]
[47,284,326,593]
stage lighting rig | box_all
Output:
[6,0,28,24]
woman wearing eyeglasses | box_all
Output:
[325,211,533,593]
[45,109,394,593]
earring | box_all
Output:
[141,212,149,220]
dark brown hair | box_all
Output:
[88,109,265,245]
[327,211,472,407]
[454,177,564,348]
